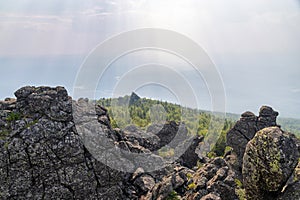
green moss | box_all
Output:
[166,191,180,200]
[207,151,217,159]
[187,182,196,190]
[235,189,246,200]
[197,160,204,169]
[269,159,280,173]
[6,112,22,122]
[234,179,243,188]
[25,119,38,128]
[224,146,232,153]
[186,173,193,180]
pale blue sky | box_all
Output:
[0,0,300,118]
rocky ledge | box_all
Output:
[0,86,299,200]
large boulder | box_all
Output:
[242,127,300,200]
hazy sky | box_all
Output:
[0,0,300,118]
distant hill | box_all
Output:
[98,94,300,138]
[278,117,300,137]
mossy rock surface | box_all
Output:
[242,127,300,200]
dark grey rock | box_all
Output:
[226,106,279,176]
[277,181,300,200]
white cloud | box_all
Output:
[0,0,299,56]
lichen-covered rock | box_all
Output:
[242,127,300,200]
[226,106,279,175]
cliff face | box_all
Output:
[0,86,299,200]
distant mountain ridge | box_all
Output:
[98,93,300,138]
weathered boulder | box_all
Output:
[242,127,300,200]
[226,106,279,174]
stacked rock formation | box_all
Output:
[226,106,279,175]
[226,106,300,200]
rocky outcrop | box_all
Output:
[1,86,299,200]
[226,106,279,175]
[242,127,300,200]
[0,86,208,199]
[0,86,127,199]
[129,92,141,106]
